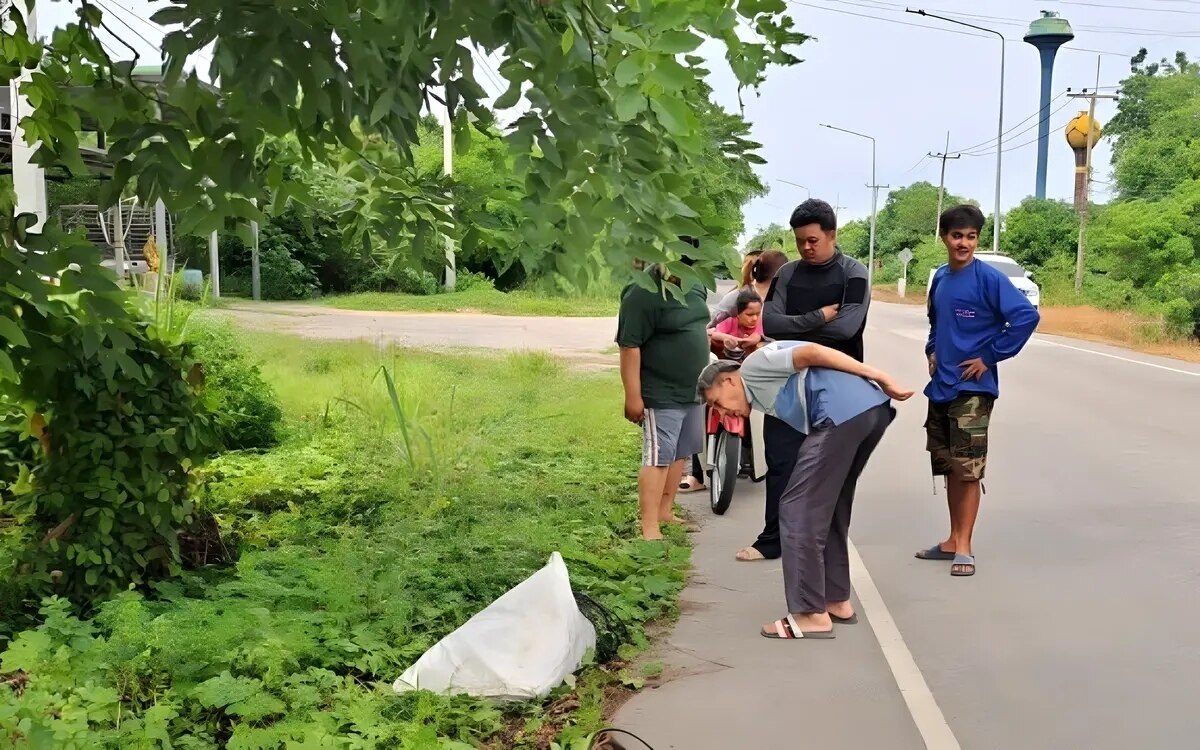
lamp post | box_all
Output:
[820,124,883,286]
[907,8,1005,254]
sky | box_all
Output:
[35,0,1200,245]
[698,0,1200,240]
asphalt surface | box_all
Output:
[222,295,1200,748]
[616,300,1200,749]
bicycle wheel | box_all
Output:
[709,429,741,515]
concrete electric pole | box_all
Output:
[1066,57,1117,293]
[929,131,960,241]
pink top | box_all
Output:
[714,315,762,340]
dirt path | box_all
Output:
[210,302,621,367]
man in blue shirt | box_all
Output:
[918,205,1040,577]
[697,341,913,639]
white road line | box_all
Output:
[848,539,961,750]
[868,324,1199,378]
[1032,338,1199,377]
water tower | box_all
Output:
[1065,111,1103,214]
[1024,11,1075,200]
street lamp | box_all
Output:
[820,123,881,286]
[907,7,1005,254]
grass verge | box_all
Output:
[872,285,1200,363]
[0,333,687,748]
[321,289,619,318]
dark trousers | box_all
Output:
[752,414,807,558]
[779,404,894,614]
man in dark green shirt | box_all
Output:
[616,261,711,540]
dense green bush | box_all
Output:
[5,319,218,602]
[186,318,283,451]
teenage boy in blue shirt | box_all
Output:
[917,205,1040,577]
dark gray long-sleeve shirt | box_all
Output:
[762,252,871,361]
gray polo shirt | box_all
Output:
[739,341,890,434]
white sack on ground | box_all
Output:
[392,551,597,701]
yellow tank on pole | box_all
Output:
[1065,111,1103,215]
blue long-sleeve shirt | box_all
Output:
[924,259,1040,403]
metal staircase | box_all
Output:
[58,202,172,274]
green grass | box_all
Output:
[0,333,688,749]
[321,288,619,317]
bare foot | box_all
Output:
[826,600,855,620]
[641,533,665,541]
[734,546,765,562]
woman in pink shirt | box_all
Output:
[710,288,764,361]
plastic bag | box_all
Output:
[392,551,597,701]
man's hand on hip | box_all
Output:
[959,357,988,381]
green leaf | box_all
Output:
[614,55,644,87]
[656,30,704,54]
[650,97,692,136]
[652,58,693,93]
[614,88,646,121]
[370,88,395,125]
[561,25,575,55]
[0,314,28,348]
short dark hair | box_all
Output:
[735,287,762,313]
[789,199,837,232]
[751,250,790,283]
[696,359,741,400]
[939,204,985,235]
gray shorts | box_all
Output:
[642,405,704,468]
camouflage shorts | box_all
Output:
[925,394,995,482]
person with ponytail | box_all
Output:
[678,249,791,496]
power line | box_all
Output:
[959,113,1081,156]
[957,98,1077,156]
[787,1,1136,56]
[816,0,1200,42]
[949,91,1066,154]
[1049,0,1200,13]
[834,0,1200,36]
[100,0,214,65]
[93,0,160,54]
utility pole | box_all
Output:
[10,0,46,234]
[208,231,221,299]
[442,90,456,290]
[250,198,261,300]
[111,201,127,286]
[1067,56,1117,292]
[929,131,960,241]
[866,181,889,286]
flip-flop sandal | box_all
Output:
[830,612,858,625]
[761,615,836,640]
[915,544,957,560]
[678,476,706,493]
[950,553,976,576]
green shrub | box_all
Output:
[187,318,283,451]
[397,267,442,295]
[453,270,494,292]
[1163,297,1196,339]
[6,320,218,601]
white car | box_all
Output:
[927,253,1040,309]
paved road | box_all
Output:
[615,301,1200,749]
[222,296,1200,748]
